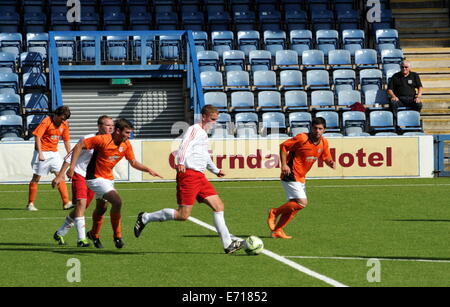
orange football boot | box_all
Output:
[267,208,277,231]
[272,229,293,239]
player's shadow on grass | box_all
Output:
[0,208,30,211]
[52,249,220,256]
[0,242,56,247]
[390,219,450,222]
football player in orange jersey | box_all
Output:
[267,117,336,239]
[27,106,72,211]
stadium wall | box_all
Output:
[0,135,434,184]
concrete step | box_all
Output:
[391,0,447,9]
[422,77,450,88]
[396,17,449,28]
[403,47,450,56]
[406,57,450,68]
[421,109,450,114]
[423,87,450,94]
[400,38,450,48]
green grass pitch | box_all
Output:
[0,178,449,287]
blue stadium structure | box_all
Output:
[0,0,424,141]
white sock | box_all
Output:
[74,217,86,241]
[142,208,176,224]
[57,216,74,236]
[213,211,232,249]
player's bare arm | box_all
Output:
[280,149,291,176]
[35,136,45,161]
[67,141,86,179]
[64,140,71,155]
[129,159,163,179]
[52,161,70,188]
[325,158,337,170]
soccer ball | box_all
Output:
[244,236,264,255]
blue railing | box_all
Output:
[48,30,204,116]
[434,135,450,177]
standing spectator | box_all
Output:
[387,60,423,115]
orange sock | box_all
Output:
[57,180,70,205]
[110,213,122,239]
[274,201,305,231]
[28,182,38,204]
[91,211,104,239]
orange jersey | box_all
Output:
[280,133,331,183]
[84,134,135,180]
[32,116,70,152]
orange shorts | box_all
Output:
[176,169,217,206]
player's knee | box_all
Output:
[295,199,307,209]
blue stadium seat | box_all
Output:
[249,50,272,71]
[51,12,73,31]
[208,11,232,31]
[309,0,329,11]
[24,93,49,113]
[311,10,334,31]
[230,91,255,112]
[227,71,250,91]
[79,36,96,62]
[383,63,400,84]
[369,110,395,133]
[276,50,300,70]
[26,33,48,59]
[0,33,22,59]
[289,112,312,135]
[259,10,282,31]
[263,30,286,56]
[375,132,398,136]
[0,52,16,73]
[23,72,47,92]
[0,72,19,93]
[375,29,399,50]
[211,31,234,58]
[159,35,181,60]
[235,112,259,139]
[21,51,44,73]
[24,12,47,33]
[370,9,394,33]
[311,90,335,110]
[130,11,152,30]
[200,71,223,91]
[253,70,277,90]
[192,31,208,53]
[261,112,286,135]
[133,36,154,62]
[360,69,383,93]
[0,11,20,33]
[333,0,355,11]
[55,36,76,62]
[211,126,235,139]
[336,9,360,31]
[337,89,361,111]
[0,114,22,139]
[402,132,425,136]
[342,29,364,56]
[237,31,260,56]
[342,111,366,136]
[284,90,308,111]
[204,91,228,111]
[258,91,282,112]
[289,30,312,55]
[316,111,341,133]
[316,30,339,55]
[306,70,330,90]
[397,110,422,134]
[26,113,46,136]
[364,89,389,109]
[285,10,308,31]
[333,69,356,93]
[302,50,326,70]
[182,11,205,31]
[280,70,304,90]
[104,11,127,31]
[79,12,100,31]
[354,49,378,69]
[381,49,404,65]
[233,11,256,31]
[223,50,245,72]
[0,93,20,116]
[155,12,178,30]
[197,51,220,72]
[217,112,232,126]
[328,49,352,69]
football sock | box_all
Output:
[57,216,75,236]
[110,213,122,239]
[74,217,86,241]
[142,208,176,224]
[213,211,233,249]
[58,181,70,205]
[91,211,104,239]
[274,202,305,231]
[28,182,38,204]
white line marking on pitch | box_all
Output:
[187,216,348,288]
[285,256,450,264]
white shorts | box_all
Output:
[31,151,64,176]
[281,181,307,200]
[86,178,115,200]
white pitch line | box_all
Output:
[188,216,348,288]
[285,256,450,264]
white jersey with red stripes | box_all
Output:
[177,124,220,174]
[64,133,96,178]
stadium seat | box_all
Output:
[79,12,101,31]
[230,91,255,112]
[311,9,334,31]
[0,114,22,139]
[159,35,181,60]
[315,111,341,133]
[155,12,178,30]
[302,50,326,70]
[204,91,228,112]
[217,112,232,127]
[333,69,356,93]
[289,112,312,135]
[132,36,154,63]
[381,49,404,65]
[316,30,339,55]
[211,126,235,139]
[0,11,20,33]
[402,132,425,136]
[337,89,361,111]
[24,12,47,33]
[192,31,208,53]
[397,110,422,134]
[355,49,379,69]
[289,30,312,55]
[130,11,152,30]
[261,112,287,135]
[0,52,15,73]
[222,50,245,72]
[364,89,390,109]
[328,49,352,69]
[51,12,73,31]
[257,91,282,112]
[383,63,401,84]
[369,110,395,133]
[249,50,272,71]
[259,10,282,31]
[26,33,48,59]
[0,33,22,59]
[375,29,399,50]
[360,69,383,94]
[79,36,97,62]
[342,111,366,136]
[208,11,232,31]
[279,70,304,90]
[285,10,308,31]
[22,72,47,92]
[306,70,330,90]
[284,90,308,111]
[55,36,76,62]
[182,11,205,31]
[20,52,44,73]
[0,72,18,94]
[253,70,277,90]
[0,93,20,116]
[197,51,220,72]
[311,90,335,111]
[235,112,259,138]
[233,11,256,31]
[263,30,286,56]
[237,31,260,56]
[342,29,364,56]
[226,71,250,91]
[211,31,234,58]
[275,50,300,70]
[24,93,49,114]
[200,71,223,91]
[336,9,360,31]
